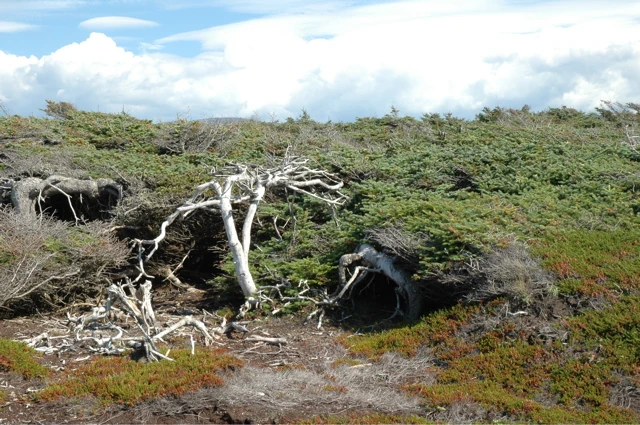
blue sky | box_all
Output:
[1,0,639,122]
[0,1,256,58]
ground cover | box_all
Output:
[0,102,638,423]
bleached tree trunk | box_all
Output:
[8,175,121,217]
[136,153,346,301]
[215,180,257,297]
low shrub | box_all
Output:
[0,210,129,309]
[0,338,49,379]
[39,348,243,406]
[470,241,557,305]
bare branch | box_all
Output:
[135,153,347,300]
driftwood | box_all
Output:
[25,280,227,362]
[245,335,288,345]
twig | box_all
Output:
[245,335,287,345]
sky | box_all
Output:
[0,0,639,122]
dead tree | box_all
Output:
[136,153,347,299]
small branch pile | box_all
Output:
[25,280,227,362]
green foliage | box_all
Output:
[61,109,157,151]
[4,101,640,421]
[437,342,555,396]
[42,100,77,120]
[39,348,243,406]
[342,303,478,359]
[410,380,637,424]
[550,359,614,407]
[4,100,639,295]
[536,230,640,296]
[347,293,640,423]
[0,339,50,379]
[568,294,640,373]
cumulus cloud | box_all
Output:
[79,16,159,30]
[0,21,37,32]
[1,0,640,121]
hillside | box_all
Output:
[0,101,638,423]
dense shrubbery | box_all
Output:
[1,101,639,300]
[1,101,640,422]
[0,210,128,310]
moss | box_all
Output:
[567,294,640,372]
[438,342,556,396]
[536,230,640,295]
[410,380,638,424]
[330,358,362,368]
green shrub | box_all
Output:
[0,338,49,379]
[39,348,243,406]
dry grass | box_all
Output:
[134,351,431,421]
[468,242,556,305]
[366,225,428,270]
[0,149,88,180]
[0,210,129,309]
[154,117,235,154]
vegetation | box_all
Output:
[0,101,639,422]
[0,338,49,379]
[39,348,243,406]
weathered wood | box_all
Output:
[136,153,346,301]
[9,175,121,216]
[338,243,422,320]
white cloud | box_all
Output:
[139,41,164,52]
[1,1,640,121]
[157,0,352,13]
[0,1,150,12]
[79,16,159,30]
[210,0,354,14]
[0,21,38,32]
[0,1,86,12]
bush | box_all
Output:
[154,117,236,154]
[42,100,77,120]
[470,242,557,305]
[0,210,129,309]
[0,338,49,379]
